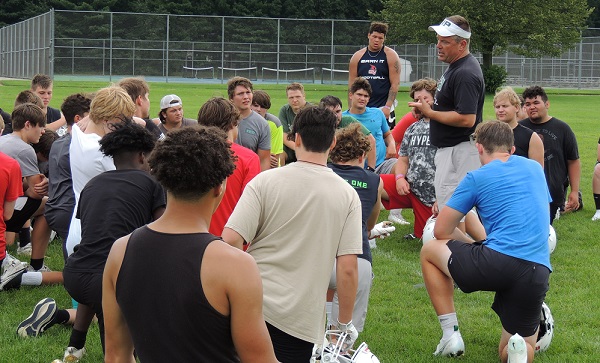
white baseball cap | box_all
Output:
[160,94,182,110]
[428,18,471,39]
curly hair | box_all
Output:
[32,130,59,159]
[197,97,240,132]
[61,93,93,126]
[330,123,371,163]
[149,126,236,200]
[287,105,336,153]
[409,78,437,100]
[99,120,156,160]
[522,86,548,103]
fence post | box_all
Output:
[166,14,170,83]
[109,12,113,82]
[221,16,225,84]
[276,18,280,84]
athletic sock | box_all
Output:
[594,194,600,210]
[19,228,31,247]
[48,309,71,328]
[21,271,42,286]
[69,328,88,350]
[438,312,459,341]
[30,258,44,271]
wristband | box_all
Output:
[395,174,405,180]
[382,105,391,109]
[337,319,354,330]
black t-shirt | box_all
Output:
[519,117,579,205]
[513,123,534,158]
[430,54,485,148]
[46,106,62,124]
[143,118,164,140]
[65,169,166,273]
[1,108,12,135]
[328,163,379,264]
[116,227,239,362]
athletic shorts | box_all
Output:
[434,140,480,211]
[446,239,550,337]
[5,197,42,232]
[375,158,397,175]
[266,322,313,363]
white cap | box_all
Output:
[428,18,471,39]
[160,94,182,110]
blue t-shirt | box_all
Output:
[446,155,552,270]
[343,108,390,167]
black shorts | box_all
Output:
[5,197,42,232]
[266,322,313,363]
[447,239,550,337]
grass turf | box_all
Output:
[0,79,599,362]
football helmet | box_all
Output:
[319,330,380,363]
[422,215,436,244]
[535,302,554,353]
[548,225,557,254]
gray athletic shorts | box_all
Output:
[434,140,480,211]
[329,257,373,332]
[375,158,397,175]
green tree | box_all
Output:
[377,0,592,70]
[587,0,600,28]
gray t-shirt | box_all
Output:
[0,134,40,177]
[399,119,437,206]
[157,118,197,134]
[236,111,271,153]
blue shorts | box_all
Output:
[446,239,550,336]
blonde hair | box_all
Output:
[494,86,521,109]
[89,86,136,123]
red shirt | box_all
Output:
[0,152,23,259]
[209,143,260,236]
[391,112,418,154]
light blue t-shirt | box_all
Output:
[343,108,389,167]
[447,155,552,270]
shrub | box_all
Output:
[483,64,508,94]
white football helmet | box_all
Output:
[422,215,436,244]
[548,225,557,254]
[535,302,554,353]
[319,330,380,363]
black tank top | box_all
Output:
[328,164,380,263]
[116,226,240,362]
[513,123,533,158]
[357,46,390,108]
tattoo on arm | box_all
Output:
[394,60,400,73]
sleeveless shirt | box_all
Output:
[116,226,239,362]
[357,46,390,108]
[328,163,379,263]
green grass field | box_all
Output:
[0,79,599,362]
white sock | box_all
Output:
[390,208,402,217]
[21,271,42,286]
[438,312,459,340]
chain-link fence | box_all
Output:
[1,10,599,89]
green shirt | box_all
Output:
[338,115,371,136]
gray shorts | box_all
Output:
[434,140,480,210]
[329,257,373,332]
[375,158,397,175]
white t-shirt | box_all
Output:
[65,125,115,255]
[225,161,363,344]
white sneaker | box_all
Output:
[592,210,600,221]
[507,333,528,363]
[63,346,86,363]
[433,331,465,357]
[16,243,32,256]
[0,259,26,291]
[389,209,410,225]
[26,264,52,272]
